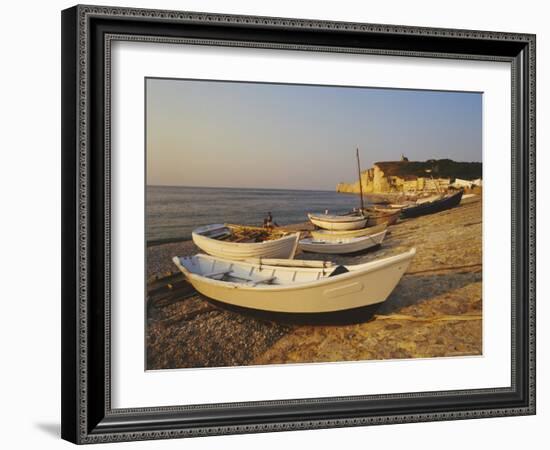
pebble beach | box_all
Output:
[146,195,482,369]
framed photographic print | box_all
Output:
[61,4,536,444]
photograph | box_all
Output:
[57,3,537,444]
[145,78,484,370]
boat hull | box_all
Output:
[401,190,463,218]
[310,223,387,241]
[192,226,299,260]
[365,210,400,226]
[205,298,384,325]
[173,249,415,315]
[308,213,367,230]
[299,230,387,254]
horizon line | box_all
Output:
[146,184,339,193]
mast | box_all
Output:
[356,148,365,213]
[425,169,442,194]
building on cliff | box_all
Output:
[336,159,482,194]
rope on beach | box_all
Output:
[405,262,482,276]
[374,313,481,322]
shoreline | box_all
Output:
[147,221,315,248]
[146,196,482,369]
[146,190,480,247]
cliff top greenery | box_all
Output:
[373,159,482,181]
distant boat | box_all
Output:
[373,205,404,212]
[307,213,367,230]
[308,147,370,232]
[172,248,415,324]
[299,230,387,254]
[344,206,400,226]
[413,193,445,204]
[364,209,400,226]
[192,224,299,260]
[400,190,463,218]
[310,223,387,241]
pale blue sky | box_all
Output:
[146,78,482,190]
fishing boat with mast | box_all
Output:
[307,148,370,231]
[307,213,367,231]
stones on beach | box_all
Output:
[146,196,483,369]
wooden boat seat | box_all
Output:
[251,276,277,286]
[203,270,231,278]
[204,270,276,286]
[202,229,231,239]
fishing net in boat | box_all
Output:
[223,225,289,243]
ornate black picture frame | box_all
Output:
[61,4,536,444]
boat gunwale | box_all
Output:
[173,248,415,293]
[366,209,401,218]
[307,213,367,223]
[300,229,387,245]
[401,190,463,211]
[192,229,300,248]
[310,223,387,238]
[399,191,463,219]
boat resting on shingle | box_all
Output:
[309,223,387,241]
[191,223,300,261]
[172,248,415,324]
[299,229,387,255]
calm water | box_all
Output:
[146,185,362,242]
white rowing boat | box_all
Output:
[310,223,387,241]
[307,213,367,231]
[299,230,387,254]
[172,248,415,316]
[191,224,300,260]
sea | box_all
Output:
[146,185,362,243]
